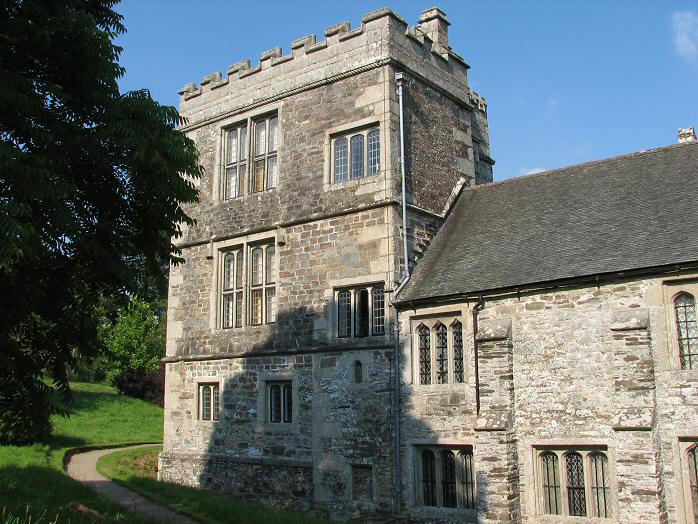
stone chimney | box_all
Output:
[418,7,450,53]
[678,127,697,143]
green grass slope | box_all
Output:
[97,446,330,524]
[0,382,163,523]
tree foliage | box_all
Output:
[102,297,165,404]
[0,0,201,443]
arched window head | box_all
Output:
[441,451,457,507]
[675,293,697,369]
[589,453,610,517]
[353,360,363,383]
[418,325,431,385]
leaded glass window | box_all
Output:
[199,383,220,421]
[418,325,431,385]
[452,320,464,383]
[676,293,698,369]
[249,244,276,325]
[367,128,380,175]
[224,125,247,199]
[252,114,278,192]
[566,453,586,516]
[337,290,351,338]
[422,449,436,506]
[435,323,448,384]
[460,449,476,509]
[541,452,562,515]
[269,382,292,423]
[334,137,348,182]
[442,451,457,507]
[350,134,364,179]
[372,286,385,335]
[355,288,369,337]
[590,453,610,517]
[222,250,243,329]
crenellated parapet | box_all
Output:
[177,7,473,126]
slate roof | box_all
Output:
[398,141,698,303]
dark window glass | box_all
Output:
[212,384,220,421]
[334,137,348,182]
[442,451,457,507]
[201,385,211,420]
[355,288,369,337]
[350,134,364,179]
[269,384,281,423]
[565,453,586,516]
[338,290,351,337]
[354,361,363,384]
[590,453,610,518]
[452,320,464,383]
[283,384,292,423]
[460,449,476,509]
[372,285,385,335]
[435,323,448,384]
[676,293,698,369]
[422,450,436,506]
[418,325,431,385]
[367,128,380,175]
[541,452,561,515]
[690,447,698,522]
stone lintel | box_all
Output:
[610,309,649,331]
[476,318,511,342]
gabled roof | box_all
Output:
[398,141,698,303]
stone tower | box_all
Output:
[159,7,493,519]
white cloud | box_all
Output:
[520,167,545,176]
[673,11,698,60]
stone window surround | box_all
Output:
[212,102,283,203]
[350,462,375,502]
[676,437,698,524]
[529,444,616,520]
[663,278,698,372]
[408,439,476,513]
[323,116,387,191]
[409,313,466,387]
[254,372,299,434]
[195,376,221,423]
[209,231,278,331]
[326,273,390,342]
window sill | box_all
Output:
[218,187,278,204]
[323,172,386,193]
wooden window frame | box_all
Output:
[223,124,247,199]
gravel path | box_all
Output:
[66,444,198,524]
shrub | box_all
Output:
[0,378,52,445]
[102,297,165,405]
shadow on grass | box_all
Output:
[0,465,151,524]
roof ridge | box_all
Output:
[468,140,698,192]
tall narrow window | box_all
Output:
[452,320,464,383]
[350,134,364,179]
[355,288,370,337]
[442,451,457,508]
[268,382,292,423]
[338,290,351,338]
[353,361,363,383]
[222,250,243,329]
[676,293,697,370]
[372,286,385,335]
[589,453,610,518]
[689,446,698,522]
[418,325,432,385]
[199,383,220,421]
[224,125,247,199]
[566,453,586,516]
[460,449,476,509]
[252,115,278,192]
[334,137,348,183]
[249,244,276,325]
[422,450,436,506]
[367,128,380,175]
[435,323,448,384]
[541,452,562,515]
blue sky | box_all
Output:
[115,1,698,181]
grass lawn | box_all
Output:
[0,382,163,523]
[97,445,330,524]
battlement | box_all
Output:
[178,7,474,124]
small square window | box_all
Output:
[352,465,373,501]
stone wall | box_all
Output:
[397,271,698,523]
